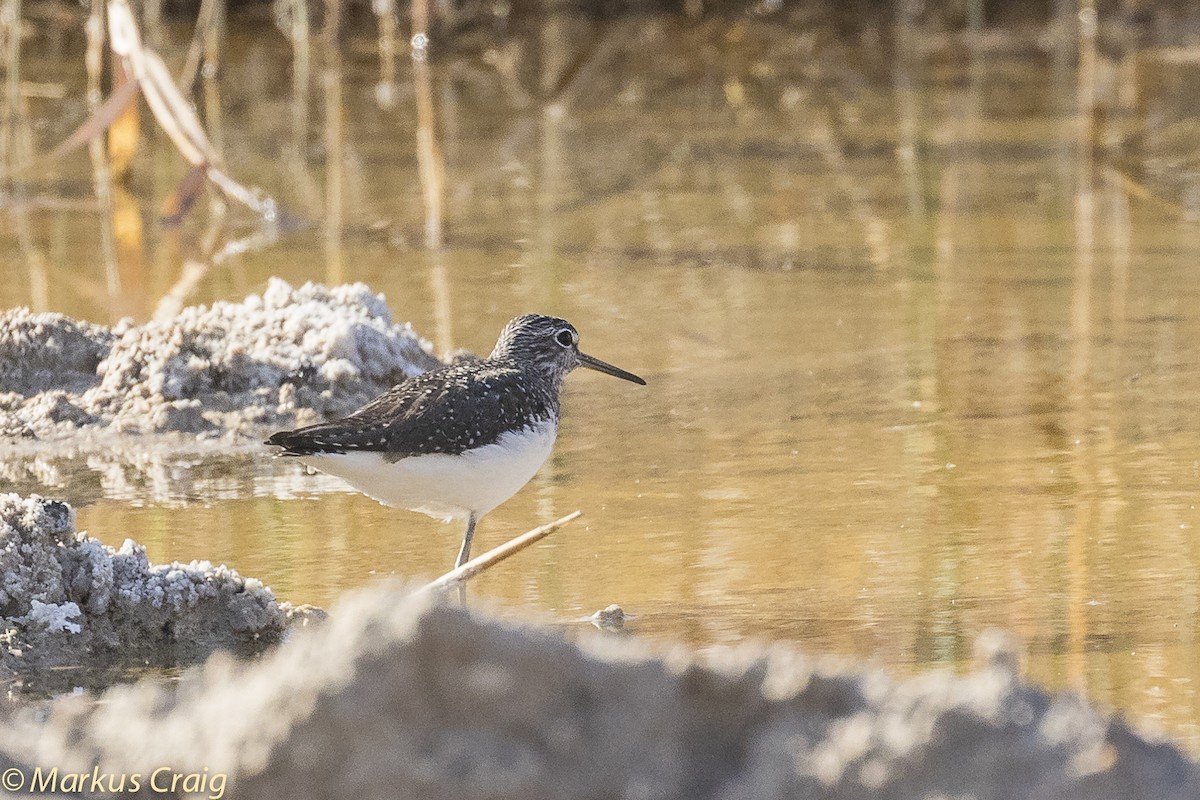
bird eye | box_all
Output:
[555,329,575,347]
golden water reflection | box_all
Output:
[2,6,1200,755]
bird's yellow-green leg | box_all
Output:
[455,512,477,569]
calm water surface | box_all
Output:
[4,8,1200,751]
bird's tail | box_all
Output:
[265,423,348,456]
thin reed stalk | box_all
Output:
[322,38,344,282]
[418,512,583,593]
[177,0,220,93]
[87,0,121,301]
[374,0,397,106]
[1,0,48,310]
[413,50,443,249]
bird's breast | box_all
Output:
[298,419,558,521]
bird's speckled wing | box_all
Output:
[265,360,556,459]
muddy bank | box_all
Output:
[0,494,317,693]
[0,279,441,442]
[0,582,1195,800]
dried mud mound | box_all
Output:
[0,494,316,691]
[0,279,442,441]
[2,584,1196,800]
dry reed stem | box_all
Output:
[374,0,397,104]
[1,0,50,311]
[322,40,344,282]
[418,511,583,592]
[177,0,220,93]
[88,0,120,300]
[411,0,429,43]
[413,52,443,249]
[105,0,274,219]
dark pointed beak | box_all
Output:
[578,352,646,385]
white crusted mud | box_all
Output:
[0,585,1196,800]
[0,494,317,692]
[0,280,441,442]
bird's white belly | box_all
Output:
[297,422,557,522]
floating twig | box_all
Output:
[417,511,582,593]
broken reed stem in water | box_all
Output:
[418,511,583,593]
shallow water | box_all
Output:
[5,5,1200,751]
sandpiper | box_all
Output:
[266,314,645,568]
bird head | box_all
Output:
[490,314,646,386]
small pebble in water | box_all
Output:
[589,604,634,632]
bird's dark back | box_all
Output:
[266,358,559,459]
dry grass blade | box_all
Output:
[177,0,221,92]
[46,76,139,162]
[135,48,213,166]
[417,511,583,593]
[105,0,274,219]
[207,164,274,216]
